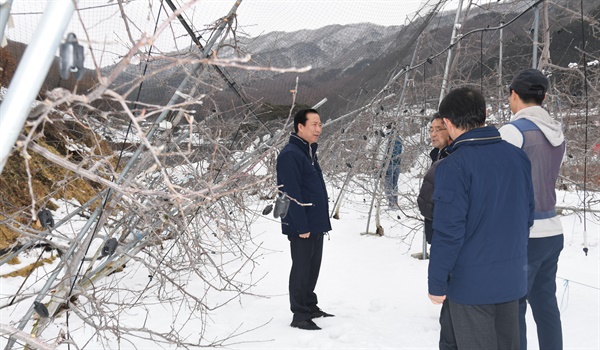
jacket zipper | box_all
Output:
[452,135,502,147]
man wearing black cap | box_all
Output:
[500,69,566,350]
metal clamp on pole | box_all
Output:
[59,33,85,81]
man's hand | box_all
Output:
[299,232,311,239]
[428,293,446,305]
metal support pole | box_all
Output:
[397,36,421,113]
[439,0,464,105]
[0,0,14,46]
[537,0,551,70]
[532,4,540,69]
[498,23,504,122]
[420,231,429,259]
[7,206,103,342]
[0,0,76,174]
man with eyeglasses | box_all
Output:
[499,68,566,350]
[429,113,452,162]
[418,113,452,245]
[417,113,455,347]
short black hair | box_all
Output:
[430,112,442,123]
[438,87,486,131]
[294,109,319,133]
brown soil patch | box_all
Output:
[1,255,57,278]
[1,114,116,254]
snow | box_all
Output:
[1,175,599,349]
[201,183,600,349]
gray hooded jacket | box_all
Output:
[499,106,565,238]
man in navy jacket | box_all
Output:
[428,87,534,349]
[277,109,333,331]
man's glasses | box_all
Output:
[429,127,447,134]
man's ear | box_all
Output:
[511,90,520,102]
[442,118,452,130]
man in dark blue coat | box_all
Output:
[427,87,534,349]
[276,109,333,331]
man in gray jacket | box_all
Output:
[499,68,566,350]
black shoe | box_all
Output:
[290,319,321,330]
[310,309,335,319]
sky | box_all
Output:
[4,0,475,68]
[1,171,598,349]
[232,0,438,35]
[8,0,449,36]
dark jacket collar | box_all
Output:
[430,146,450,162]
[289,132,318,159]
[447,126,502,153]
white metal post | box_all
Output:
[498,23,504,121]
[0,0,14,45]
[532,4,540,69]
[438,0,464,105]
[0,0,76,174]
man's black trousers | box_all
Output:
[439,299,519,349]
[288,233,323,321]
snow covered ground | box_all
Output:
[203,181,599,350]
[1,174,599,349]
